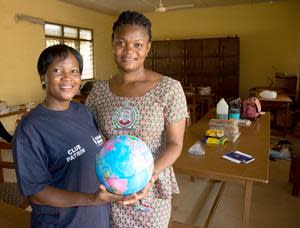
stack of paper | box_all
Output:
[0,100,8,111]
[209,119,240,142]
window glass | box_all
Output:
[80,41,94,80]
[44,23,94,80]
[64,27,78,38]
[80,29,92,40]
[64,39,78,50]
[45,38,61,47]
[45,24,62,36]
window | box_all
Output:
[44,23,94,80]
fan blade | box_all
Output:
[155,6,166,12]
[166,4,194,11]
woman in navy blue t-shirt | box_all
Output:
[13,44,132,227]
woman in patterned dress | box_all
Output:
[86,11,188,227]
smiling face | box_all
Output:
[112,24,151,73]
[41,52,81,109]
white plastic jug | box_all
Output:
[216,98,228,120]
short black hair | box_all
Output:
[112,11,152,41]
[37,44,83,77]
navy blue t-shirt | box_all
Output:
[13,102,109,228]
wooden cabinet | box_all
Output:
[151,40,185,83]
[185,37,239,99]
[146,37,239,99]
[145,40,185,84]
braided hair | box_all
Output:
[112,11,152,42]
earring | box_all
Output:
[42,81,45,85]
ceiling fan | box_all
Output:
[155,0,194,13]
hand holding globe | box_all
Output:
[91,183,139,205]
[95,135,154,196]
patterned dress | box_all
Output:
[86,76,188,227]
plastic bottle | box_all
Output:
[216,98,228,120]
[229,106,240,120]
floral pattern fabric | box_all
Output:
[86,76,188,227]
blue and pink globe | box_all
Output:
[95,135,154,195]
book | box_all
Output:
[238,119,251,126]
[222,151,255,164]
[226,132,241,142]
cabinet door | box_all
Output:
[185,74,203,86]
[169,40,185,58]
[153,58,169,75]
[169,58,185,83]
[219,75,239,99]
[153,58,184,80]
[203,74,219,93]
[144,57,152,69]
[170,74,185,84]
[185,39,202,57]
[202,58,219,75]
[219,57,239,75]
[153,41,168,58]
[219,38,239,57]
[169,58,184,74]
[147,45,154,58]
[218,58,239,99]
[186,57,202,74]
[202,38,219,57]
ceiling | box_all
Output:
[59,0,282,16]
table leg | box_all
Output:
[242,180,253,228]
[285,102,290,135]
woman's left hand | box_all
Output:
[121,172,158,205]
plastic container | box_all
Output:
[229,106,240,120]
[216,98,228,120]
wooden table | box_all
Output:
[0,202,30,227]
[0,106,27,119]
[174,110,270,228]
[254,88,292,133]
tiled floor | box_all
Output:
[172,135,300,228]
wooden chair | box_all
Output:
[289,148,300,196]
[0,141,29,209]
[291,108,300,137]
[196,93,215,119]
[185,87,215,125]
[185,87,198,125]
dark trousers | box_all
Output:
[0,121,12,143]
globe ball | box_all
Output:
[95,135,154,195]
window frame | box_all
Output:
[44,21,95,80]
